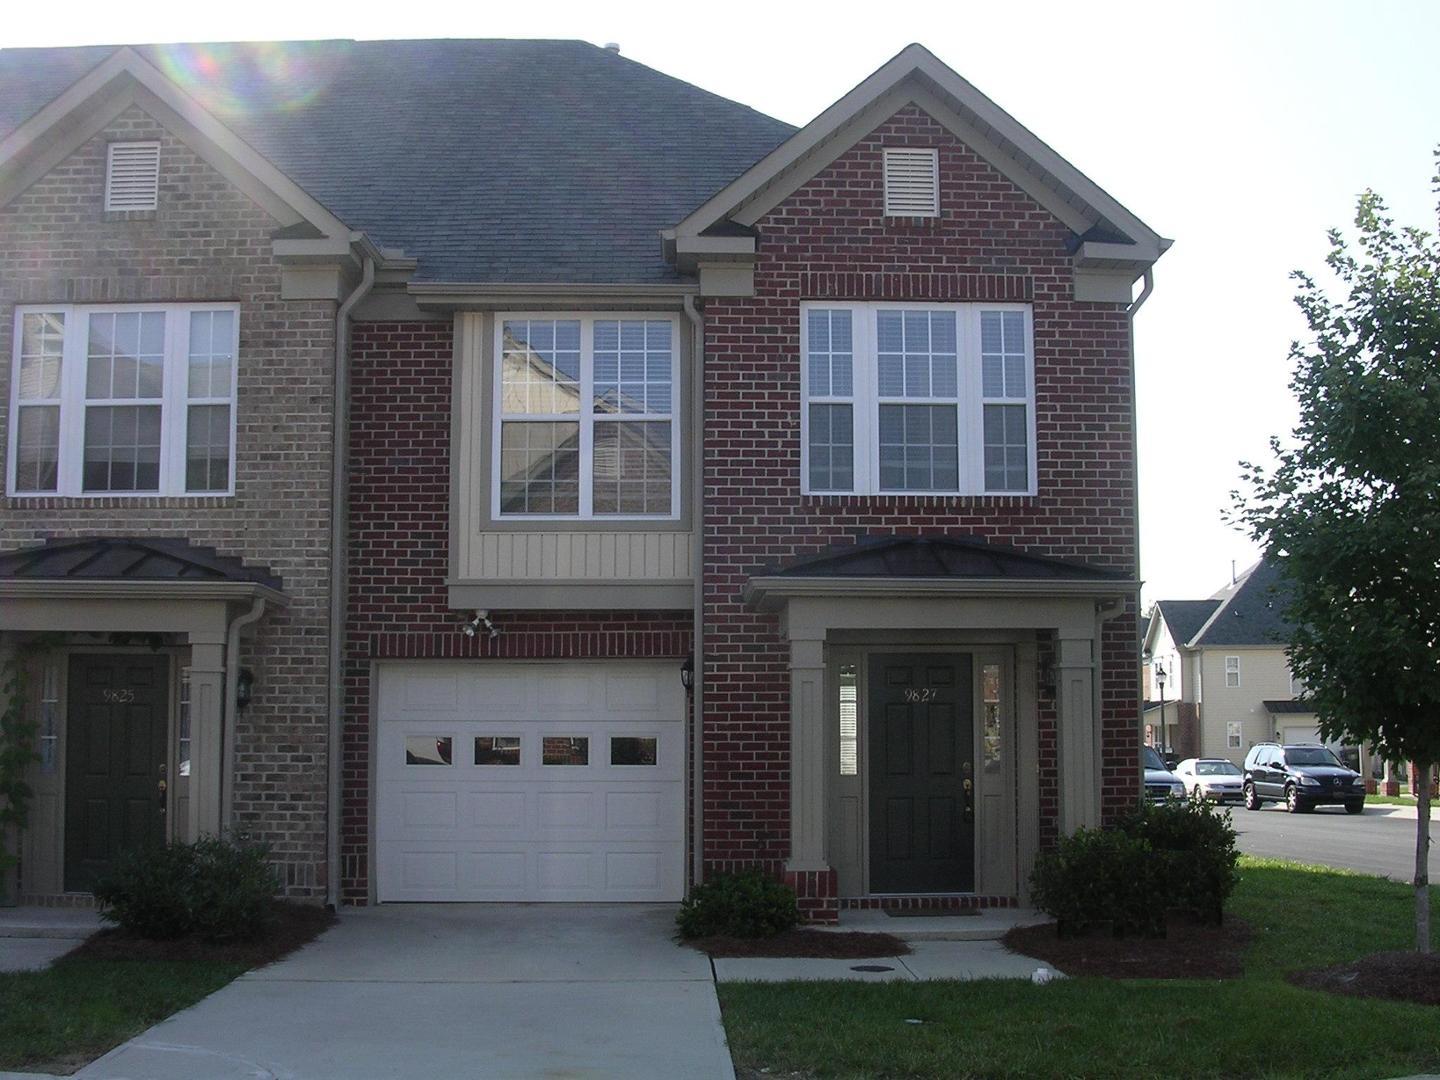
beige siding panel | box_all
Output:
[460,531,694,583]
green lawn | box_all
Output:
[0,955,246,1072]
[719,857,1440,1080]
[1365,793,1438,814]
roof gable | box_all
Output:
[1191,560,1297,648]
[1152,599,1222,649]
[665,43,1168,275]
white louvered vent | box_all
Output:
[883,148,939,217]
[105,141,161,211]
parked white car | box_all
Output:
[1174,758,1245,804]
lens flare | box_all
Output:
[147,41,339,118]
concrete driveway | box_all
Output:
[69,904,733,1080]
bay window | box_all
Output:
[801,302,1036,495]
[8,304,238,497]
[493,314,680,519]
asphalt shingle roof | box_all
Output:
[1192,559,1296,647]
[0,40,797,284]
[0,537,281,590]
[766,535,1131,581]
[1152,599,1220,648]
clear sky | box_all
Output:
[5,0,1437,606]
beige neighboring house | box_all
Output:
[1143,560,1354,769]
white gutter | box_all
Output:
[1128,269,1155,756]
[326,254,376,910]
[682,294,705,887]
[221,597,266,833]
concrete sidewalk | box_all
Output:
[711,939,1058,983]
[55,904,736,1080]
[0,908,101,973]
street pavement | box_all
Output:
[1233,803,1436,880]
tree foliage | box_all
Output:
[1233,154,1440,951]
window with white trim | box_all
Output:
[493,314,679,518]
[801,303,1035,495]
[1227,721,1242,749]
[7,304,238,497]
[1225,655,1240,688]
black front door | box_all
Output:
[64,654,169,892]
[868,653,974,893]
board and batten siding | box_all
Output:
[450,311,695,602]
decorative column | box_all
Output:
[1055,635,1100,835]
[785,635,837,922]
[187,637,226,841]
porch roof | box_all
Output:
[0,537,283,592]
[762,535,1129,582]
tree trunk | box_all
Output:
[1417,760,1432,954]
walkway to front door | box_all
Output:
[65,904,736,1079]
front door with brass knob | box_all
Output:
[867,653,975,893]
[64,654,170,892]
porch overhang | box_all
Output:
[744,574,1138,612]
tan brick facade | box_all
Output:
[0,106,336,897]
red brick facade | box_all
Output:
[341,321,690,903]
[700,106,1141,911]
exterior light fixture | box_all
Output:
[236,667,255,710]
[680,653,695,695]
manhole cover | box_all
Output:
[850,964,895,972]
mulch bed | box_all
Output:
[1288,950,1440,1006]
[689,929,910,958]
[1003,917,1252,979]
[63,901,336,967]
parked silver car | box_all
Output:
[1174,758,1244,804]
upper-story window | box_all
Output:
[493,314,680,519]
[801,302,1035,496]
[8,304,237,497]
[1225,655,1241,688]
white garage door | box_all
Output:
[376,661,685,902]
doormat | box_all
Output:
[882,907,982,918]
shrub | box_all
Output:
[1029,796,1240,937]
[676,869,800,939]
[1118,795,1241,925]
[1030,827,1161,937]
[93,837,278,943]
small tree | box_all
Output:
[1234,156,1440,953]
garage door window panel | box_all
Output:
[543,736,589,766]
[474,736,521,765]
[611,736,658,766]
[405,736,453,766]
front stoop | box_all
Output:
[823,906,1051,942]
[0,907,102,938]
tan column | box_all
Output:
[787,636,828,872]
[187,637,225,841]
[1056,635,1100,834]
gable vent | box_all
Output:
[883,148,939,217]
[105,141,160,211]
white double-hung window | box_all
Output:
[801,302,1036,495]
[8,304,238,497]
[493,314,680,519]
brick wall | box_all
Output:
[341,321,691,903]
[701,105,1141,887]
[0,106,336,897]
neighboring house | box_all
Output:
[1143,560,1343,767]
[0,40,1166,920]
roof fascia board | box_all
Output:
[408,281,698,309]
[743,574,1138,611]
[0,46,350,239]
[0,80,143,211]
[0,579,287,606]
[731,81,1095,236]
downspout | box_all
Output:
[682,294,705,886]
[220,596,266,833]
[1127,269,1155,767]
[326,253,376,910]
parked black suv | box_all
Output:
[1242,742,1366,814]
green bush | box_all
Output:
[1030,795,1240,937]
[677,869,800,939]
[93,837,278,943]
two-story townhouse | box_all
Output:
[0,40,1166,920]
